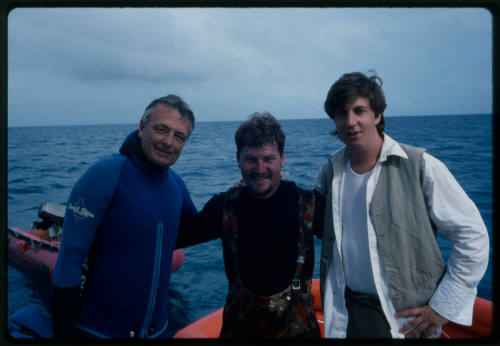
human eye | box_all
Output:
[353,107,366,115]
[243,156,257,164]
[154,126,169,134]
[174,132,187,143]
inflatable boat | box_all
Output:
[173,279,494,339]
[8,202,185,282]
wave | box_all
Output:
[8,186,45,195]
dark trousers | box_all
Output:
[345,287,392,338]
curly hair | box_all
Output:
[235,112,285,158]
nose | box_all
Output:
[345,111,357,127]
[161,133,174,147]
[256,158,265,174]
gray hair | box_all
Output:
[141,95,195,136]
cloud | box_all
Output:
[7,7,493,126]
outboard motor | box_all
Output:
[32,202,66,239]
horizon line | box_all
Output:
[7,112,492,129]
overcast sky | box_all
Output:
[7,7,492,127]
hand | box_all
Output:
[395,304,448,338]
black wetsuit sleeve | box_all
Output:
[52,285,81,338]
[176,194,224,248]
[313,189,325,239]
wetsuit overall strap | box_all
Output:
[285,188,321,338]
[222,187,243,285]
[292,187,315,290]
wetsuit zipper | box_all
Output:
[139,221,164,338]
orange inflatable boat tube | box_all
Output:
[174,279,493,339]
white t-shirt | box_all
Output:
[341,161,377,294]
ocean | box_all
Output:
[7,114,493,337]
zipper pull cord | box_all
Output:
[140,221,164,338]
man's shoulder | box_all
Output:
[91,154,128,170]
[220,186,240,201]
[321,147,347,169]
[394,142,427,165]
[279,181,316,206]
[316,148,344,178]
[281,179,299,189]
[382,137,429,178]
[398,142,426,155]
[383,135,426,160]
[69,155,128,207]
[284,180,312,194]
[199,191,226,215]
[78,154,128,184]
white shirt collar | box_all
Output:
[379,134,408,162]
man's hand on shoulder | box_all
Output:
[395,304,448,338]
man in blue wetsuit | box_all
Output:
[51,95,197,339]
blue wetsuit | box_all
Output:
[52,131,197,338]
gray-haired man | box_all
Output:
[52,95,197,339]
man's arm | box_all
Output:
[396,152,489,338]
[52,156,124,338]
[176,194,224,248]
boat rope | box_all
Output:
[29,238,42,248]
[9,228,21,238]
[440,329,451,339]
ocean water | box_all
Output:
[7,114,493,336]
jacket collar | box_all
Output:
[378,134,408,162]
[329,133,408,168]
